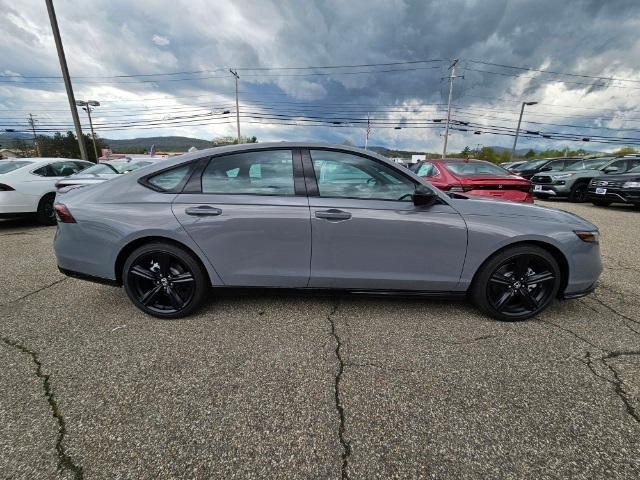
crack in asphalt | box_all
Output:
[327,300,352,480]
[1,337,83,479]
[535,319,640,426]
[584,351,640,424]
[0,278,67,307]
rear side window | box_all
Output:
[0,161,31,174]
[147,164,191,191]
[201,150,294,195]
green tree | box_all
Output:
[524,149,536,158]
[211,135,258,146]
[37,131,105,162]
[476,147,498,163]
[461,146,471,157]
[613,147,637,156]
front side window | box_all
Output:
[310,150,415,201]
[201,150,294,195]
[544,160,566,171]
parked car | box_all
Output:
[0,158,92,224]
[54,143,601,322]
[531,156,640,202]
[588,164,640,207]
[499,160,527,171]
[55,160,153,190]
[411,158,533,203]
[511,157,583,180]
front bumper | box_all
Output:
[532,183,572,197]
[587,188,640,204]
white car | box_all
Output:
[0,158,92,224]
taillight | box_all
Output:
[0,183,14,191]
[53,204,76,223]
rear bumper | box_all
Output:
[58,267,120,286]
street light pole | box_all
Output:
[28,114,41,156]
[76,100,100,161]
[511,101,538,160]
[442,59,459,159]
[230,69,241,144]
[45,0,88,160]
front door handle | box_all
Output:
[185,206,222,216]
[315,209,352,221]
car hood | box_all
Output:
[447,195,596,228]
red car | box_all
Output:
[411,158,534,203]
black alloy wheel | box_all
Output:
[123,242,208,319]
[36,193,56,226]
[569,182,588,203]
[471,245,561,321]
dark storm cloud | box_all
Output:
[1,0,639,150]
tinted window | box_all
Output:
[444,161,508,176]
[50,161,85,177]
[544,160,567,171]
[201,150,294,195]
[570,159,610,170]
[82,163,119,175]
[416,162,438,177]
[310,150,414,201]
[0,161,32,174]
[148,164,191,191]
[514,160,547,171]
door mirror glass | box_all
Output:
[412,185,437,206]
[603,166,619,174]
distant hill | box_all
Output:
[102,136,215,152]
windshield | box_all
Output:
[626,164,640,174]
[81,163,119,175]
[0,160,33,174]
[569,159,611,171]
[444,161,509,176]
[513,159,548,171]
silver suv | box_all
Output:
[531,157,640,202]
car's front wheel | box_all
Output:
[471,245,561,321]
[123,242,209,319]
[568,182,588,202]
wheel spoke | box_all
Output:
[171,272,194,284]
[167,287,185,310]
[518,287,539,311]
[489,272,512,286]
[140,285,163,306]
[131,265,157,281]
[525,271,554,285]
[494,289,514,310]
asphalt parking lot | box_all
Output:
[1,200,639,479]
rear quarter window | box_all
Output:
[146,164,191,191]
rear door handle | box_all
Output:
[185,206,222,216]
[315,209,352,221]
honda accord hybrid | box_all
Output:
[53,143,602,321]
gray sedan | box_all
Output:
[53,143,602,321]
[54,160,153,190]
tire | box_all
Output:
[470,245,561,322]
[568,182,588,203]
[35,193,57,225]
[591,200,612,207]
[122,242,209,319]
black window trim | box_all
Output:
[301,147,424,203]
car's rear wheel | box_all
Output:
[591,200,612,207]
[568,182,588,202]
[123,242,209,319]
[36,193,56,225]
[471,245,561,321]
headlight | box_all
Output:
[574,230,599,243]
[623,181,640,188]
[552,173,575,180]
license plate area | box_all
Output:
[533,185,543,192]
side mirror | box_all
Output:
[603,166,619,174]
[412,185,438,206]
[540,166,553,172]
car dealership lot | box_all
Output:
[1,201,638,479]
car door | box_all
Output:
[304,149,468,291]
[172,148,311,287]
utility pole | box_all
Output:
[230,69,241,144]
[28,114,41,156]
[45,0,88,160]
[511,101,538,160]
[76,100,100,161]
[365,112,371,150]
[442,58,459,159]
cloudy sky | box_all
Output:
[1,0,640,153]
